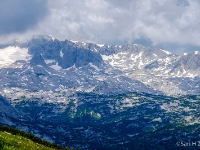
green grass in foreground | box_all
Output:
[0,125,77,150]
[0,131,55,150]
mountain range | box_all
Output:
[1,35,200,149]
[0,35,200,97]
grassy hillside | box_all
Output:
[0,131,55,150]
[0,125,73,150]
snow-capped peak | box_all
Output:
[160,49,171,55]
[97,44,105,47]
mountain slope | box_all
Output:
[1,92,200,149]
[1,35,200,96]
[0,125,69,150]
[0,95,23,126]
[0,35,162,96]
[3,35,200,149]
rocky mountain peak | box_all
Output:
[0,35,200,95]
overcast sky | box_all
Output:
[0,0,200,54]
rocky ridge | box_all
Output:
[1,35,199,96]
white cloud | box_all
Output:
[1,0,200,53]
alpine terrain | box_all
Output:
[0,35,200,149]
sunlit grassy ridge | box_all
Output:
[0,125,73,150]
[0,131,55,150]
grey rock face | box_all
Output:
[175,53,200,70]
[28,36,103,69]
[1,35,200,95]
[93,76,162,95]
[30,53,47,66]
[60,41,103,68]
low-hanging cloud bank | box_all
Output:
[0,0,200,54]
